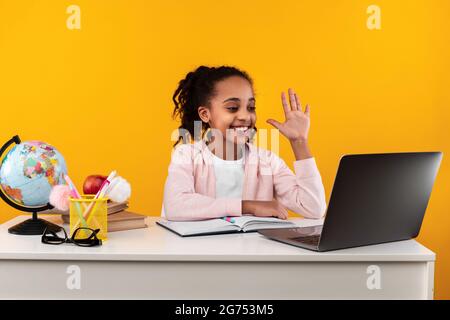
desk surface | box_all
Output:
[0,215,435,262]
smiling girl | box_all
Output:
[162,66,326,221]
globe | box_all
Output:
[0,135,67,235]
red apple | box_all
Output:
[83,174,107,195]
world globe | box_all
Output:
[0,135,67,235]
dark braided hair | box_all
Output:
[172,65,253,147]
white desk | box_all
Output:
[0,215,435,300]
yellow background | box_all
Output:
[0,1,449,298]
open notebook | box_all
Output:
[156,215,298,237]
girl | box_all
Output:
[162,65,326,221]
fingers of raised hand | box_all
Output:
[288,88,298,111]
[305,104,310,117]
[281,92,290,116]
[283,88,305,112]
[294,92,302,112]
[266,119,282,130]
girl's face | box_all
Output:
[198,76,256,146]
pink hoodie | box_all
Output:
[162,140,327,221]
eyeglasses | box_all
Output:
[41,226,102,247]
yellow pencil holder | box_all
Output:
[69,195,108,241]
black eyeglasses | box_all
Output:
[41,226,102,247]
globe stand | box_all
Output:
[0,135,64,236]
[8,212,62,235]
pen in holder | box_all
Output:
[70,195,108,241]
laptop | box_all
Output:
[258,152,443,252]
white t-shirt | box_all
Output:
[210,151,244,199]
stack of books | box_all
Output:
[60,201,148,232]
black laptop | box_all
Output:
[258,152,443,252]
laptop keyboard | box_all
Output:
[289,235,321,246]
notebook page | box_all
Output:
[232,215,295,229]
[158,218,238,236]
[244,218,325,232]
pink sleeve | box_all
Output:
[162,145,242,221]
[271,155,327,219]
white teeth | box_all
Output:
[231,126,248,131]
